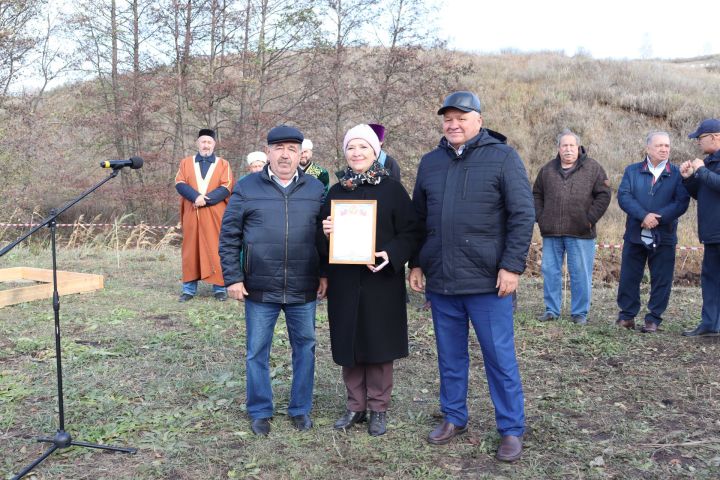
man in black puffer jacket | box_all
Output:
[409,91,534,462]
[219,125,327,436]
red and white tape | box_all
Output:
[0,222,174,230]
[0,223,705,250]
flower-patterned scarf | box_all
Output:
[338,160,389,191]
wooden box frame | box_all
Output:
[0,267,104,308]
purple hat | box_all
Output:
[688,118,720,139]
[343,124,381,157]
[368,123,386,142]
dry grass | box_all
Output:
[1,247,719,479]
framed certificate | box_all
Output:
[329,200,377,264]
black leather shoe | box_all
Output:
[214,291,228,302]
[333,410,367,430]
[251,418,271,436]
[290,414,313,431]
[178,293,194,303]
[427,420,467,445]
[682,326,720,337]
[368,411,387,436]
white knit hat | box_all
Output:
[246,151,267,166]
[343,124,381,157]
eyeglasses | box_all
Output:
[697,133,714,141]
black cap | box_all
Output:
[267,125,303,145]
[198,128,216,139]
[437,91,482,115]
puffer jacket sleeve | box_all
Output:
[499,151,535,274]
[219,186,247,286]
[409,161,428,269]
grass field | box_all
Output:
[1,247,719,479]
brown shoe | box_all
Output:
[427,420,467,445]
[496,435,523,462]
[641,321,658,333]
[616,319,635,330]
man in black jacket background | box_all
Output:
[409,91,534,462]
[219,125,327,436]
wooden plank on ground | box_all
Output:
[0,268,104,308]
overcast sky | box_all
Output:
[437,0,717,60]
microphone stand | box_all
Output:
[2,168,137,480]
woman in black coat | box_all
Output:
[321,124,421,436]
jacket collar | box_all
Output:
[552,145,587,171]
[707,149,720,164]
[439,128,507,154]
[195,153,216,163]
[640,157,671,175]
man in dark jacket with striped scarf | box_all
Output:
[409,91,534,462]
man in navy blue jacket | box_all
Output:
[616,132,690,333]
[409,91,534,462]
[219,125,327,435]
[680,118,720,337]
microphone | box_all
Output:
[100,157,144,169]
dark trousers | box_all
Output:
[342,362,394,412]
[617,242,675,325]
[700,244,720,332]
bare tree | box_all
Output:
[0,0,43,97]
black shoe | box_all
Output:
[178,293,194,303]
[333,410,367,430]
[368,410,387,437]
[682,326,720,337]
[290,414,313,431]
[538,312,557,322]
[214,291,228,302]
[251,418,271,436]
[571,315,587,325]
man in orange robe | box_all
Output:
[175,129,233,301]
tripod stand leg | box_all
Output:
[71,439,138,454]
[12,444,58,480]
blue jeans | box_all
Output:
[427,292,525,436]
[617,242,675,326]
[182,281,226,295]
[541,236,596,320]
[244,299,316,419]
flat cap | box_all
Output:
[437,91,482,115]
[267,125,303,145]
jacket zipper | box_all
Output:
[283,193,289,304]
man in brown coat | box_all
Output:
[533,129,611,324]
[175,128,233,302]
